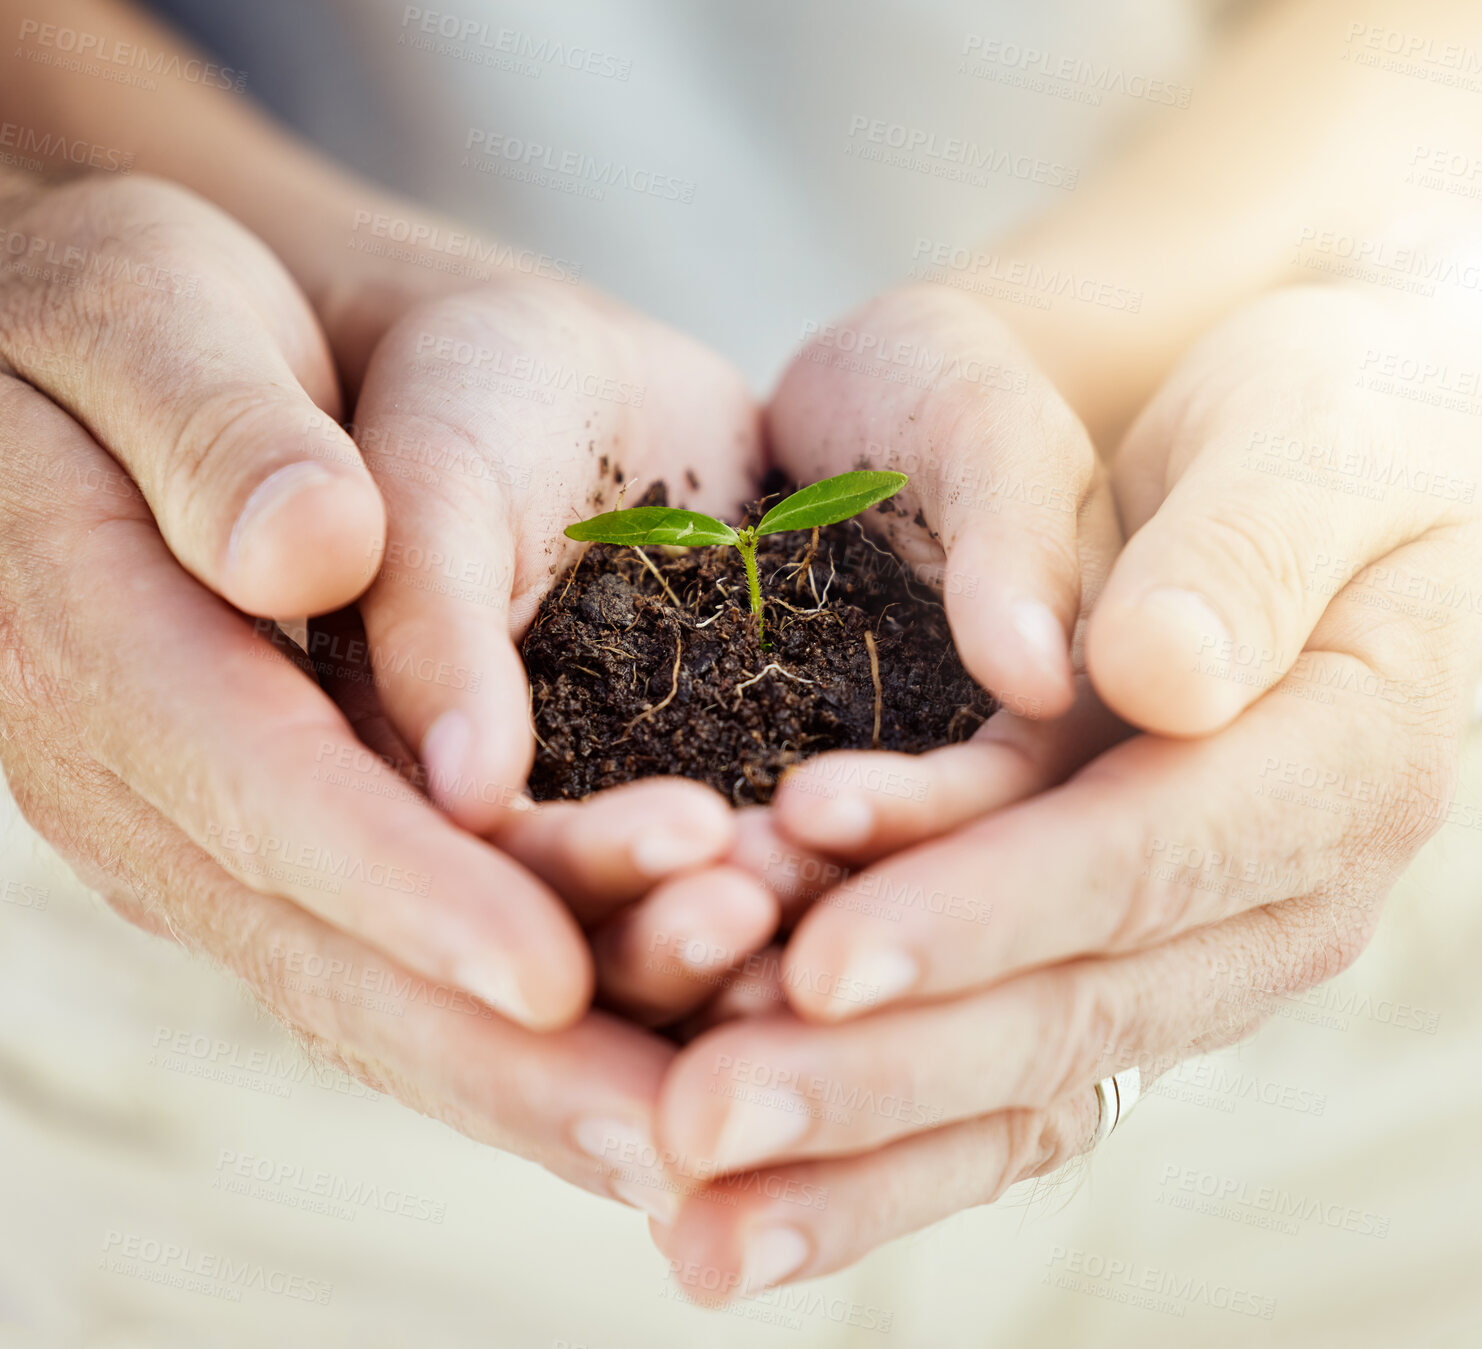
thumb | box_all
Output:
[770,285,1115,717]
[1088,404,1427,737]
[1,177,384,617]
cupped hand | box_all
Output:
[331,266,794,1021]
[647,281,1482,1293]
[0,173,750,1212]
[0,169,738,1037]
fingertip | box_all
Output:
[1088,585,1247,735]
[946,586,1076,721]
[598,865,778,1013]
[224,461,386,616]
[465,923,593,1032]
[629,784,738,879]
[772,768,875,853]
[942,528,1077,720]
[651,872,778,974]
[420,676,537,832]
[1006,598,1077,711]
[777,945,862,1024]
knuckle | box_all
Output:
[1178,502,1310,642]
[1302,905,1375,986]
[167,383,301,526]
[1090,794,1204,950]
[990,1101,1087,1201]
[1368,721,1460,858]
[0,175,204,359]
[1030,970,1128,1106]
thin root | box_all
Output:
[627,632,683,728]
[634,547,683,607]
[864,629,882,749]
[734,662,819,695]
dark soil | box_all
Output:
[522,484,997,805]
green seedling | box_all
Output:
[564,470,908,647]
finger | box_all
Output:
[1088,287,1457,735]
[0,376,589,1029]
[780,549,1468,1024]
[307,607,746,940]
[349,297,612,830]
[653,1092,1095,1301]
[27,751,683,1216]
[590,866,779,1026]
[0,176,384,615]
[670,944,790,1040]
[660,901,1304,1176]
[353,288,761,832]
[723,807,852,929]
[490,778,739,925]
[304,605,421,781]
[770,284,1117,718]
[770,675,1126,861]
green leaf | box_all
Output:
[564,506,739,548]
[755,470,909,536]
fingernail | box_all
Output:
[611,1176,682,1225]
[1136,587,1231,656]
[741,1224,811,1292]
[834,945,919,1013]
[422,710,473,807]
[572,1114,650,1164]
[659,919,736,973]
[229,461,338,565]
[573,1117,682,1223]
[453,957,537,1026]
[798,791,874,848]
[709,1088,812,1173]
[632,825,720,878]
[1009,599,1069,682]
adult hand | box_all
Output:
[648,281,1482,1294]
[0,170,655,1031]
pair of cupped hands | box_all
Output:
[1,170,1478,1300]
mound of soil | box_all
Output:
[522,485,996,805]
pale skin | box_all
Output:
[2,0,1480,1303]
